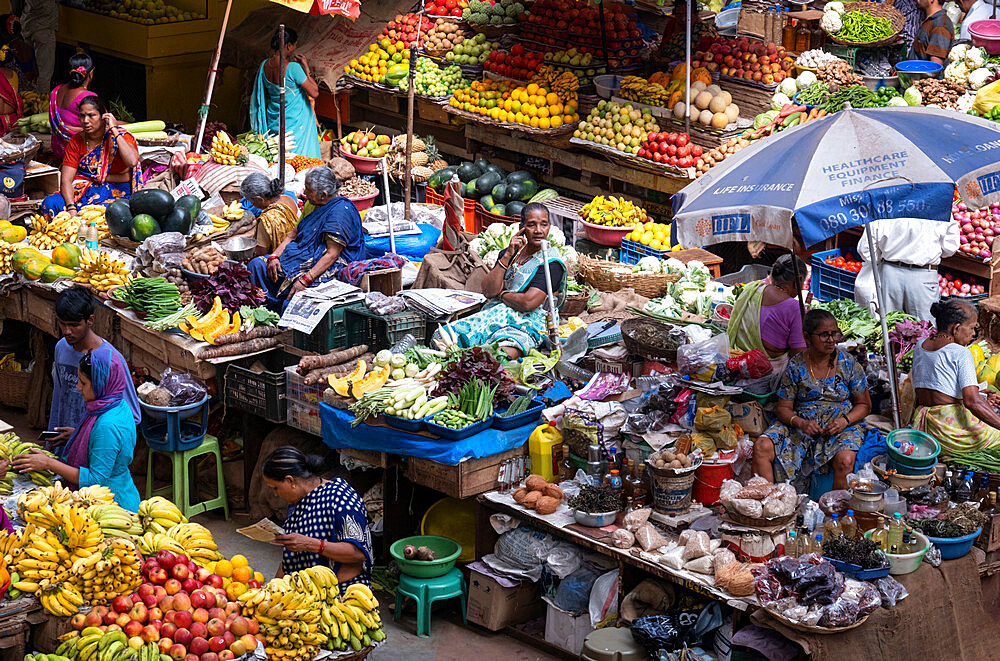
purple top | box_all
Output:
[759,297,806,351]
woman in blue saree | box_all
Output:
[440,203,567,358]
[12,346,142,511]
[42,95,143,217]
[250,27,321,159]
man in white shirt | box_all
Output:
[960,0,999,41]
[853,218,960,322]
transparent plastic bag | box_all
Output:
[159,369,207,406]
[873,576,909,608]
[677,333,729,379]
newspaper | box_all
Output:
[236,518,286,544]
[278,280,363,334]
[399,288,485,319]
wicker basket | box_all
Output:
[765,608,871,634]
[721,509,796,528]
[620,318,686,362]
[827,0,905,47]
[561,293,588,317]
[576,253,678,298]
[0,133,39,164]
[0,369,31,409]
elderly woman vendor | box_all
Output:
[240,172,299,256]
[911,299,1000,454]
[437,203,566,358]
[247,167,364,310]
[753,309,871,491]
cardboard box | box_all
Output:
[726,401,767,436]
[543,598,594,656]
[465,564,543,631]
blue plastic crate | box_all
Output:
[810,248,860,302]
[384,413,429,433]
[824,555,892,580]
[619,238,669,265]
[492,398,544,431]
[425,415,492,440]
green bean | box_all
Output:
[796,81,831,105]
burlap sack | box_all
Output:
[412,224,488,293]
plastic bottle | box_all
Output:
[872,519,889,550]
[841,509,858,540]
[824,512,842,540]
[942,470,956,499]
[528,421,563,482]
[812,533,824,555]
[900,532,913,554]
[85,221,99,251]
[786,529,799,557]
[955,472,973,503]
[887,512,904,550]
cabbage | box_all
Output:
[663,257,686,273]
[886,96,909,107]
[826,1,845,14]
[753,110,779,128]
[796,70,818,90]
[778,77,798,97]
[903,86,922,106]
[949,43,971,62]
[770,92,791,110]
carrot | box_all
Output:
[212,326,284,346]
[198,337,280,359]
[816,109,827,118]
[303,353,374,385]
[297,344,370,374]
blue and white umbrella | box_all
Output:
[673,107,1000,250]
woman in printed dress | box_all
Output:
[262,446,372,594]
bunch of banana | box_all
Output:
[28,212,80,249]
[0,433,57,487]
[71,538,143,605]
[25,653,72,661]
[56,627,105,661]
[89,503,142,539]
[0,240,27,274]
[77,485,116,507]
[618,76,670,106]
[237,576,326,661]
[0,529,21,566]
[210,132,243,166]
[78,205,111,240]
[136,532,184,557]
[204,214,231,236]
[18,483,75,516]
[165,522,221,565]
[38,580,84,616]
[579,195,648,227]
[222,200,244,221]
[13,522,72,593]
[137,496,186,534]
[73,249,130,292]
[20,90,45,114]
[530,66,579,103]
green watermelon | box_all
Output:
[161,207,191,234]
[105,199,133,237]
[506,201,526,217]
[506,182,526,204]
[462,180,479,198]
[519,179,539,201]
[474,158,491,173]
[475,171,502,197]
[506,170,533,184]
[428,166,457,191]
[484,164,506,179]
[491,183,508,204]
[130,214,161,242]
[128,189,174,221]
[174,194,201,222]
[457,162,481,183]
[492,204,507,217]
[480,195,496,211]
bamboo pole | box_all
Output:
[278,25,287,189]
[194,0,233,153]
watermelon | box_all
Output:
[105,199,133,237]
[491,183,508,204]
[474,158,491,173]
[506,170,533,184]
[462,180,479,198]
[480,195,496,211]
[492,204,507,217]
[428,166,457,191]
[161,206,191,234]
[457,162,481,183]
[519,179,538,201]
[506,201,526,217]
[130,214,161,241]
[506,182,526,204]
[129,189,174,221]
[174,194,201,222]
[484,164,506,179]
[475,171,502,197]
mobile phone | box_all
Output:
[38,431,60,442]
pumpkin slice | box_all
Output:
[329,360,367,397]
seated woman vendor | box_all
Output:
[437,203,566,359]
[263,446,372,595]
[753,309,871,492]
[911,300,1000,454]
[9,349,142,511]
[42,95,142,217]
[727,254,807,380]
[247,167,364,310]
[240,172,299,256]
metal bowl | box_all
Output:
[572,509,618,527]
[220,236,257,262]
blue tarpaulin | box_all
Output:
[320,402,533,465]
[364,223,441,262]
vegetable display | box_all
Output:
[795,81,832,106]
[498,394,535,418]
[910,502,988,538]
[831,11,894,43]
[449,378,498,421]
[432,345,513,398]
[144,302,199,332]
[823,253,862,273]
[111,277,181,321]
[948,447,1000,472]
[430,409,481,429]
[189,261,265,313]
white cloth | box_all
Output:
[857,218,960,267]
[855,262,939,322]
[911,339,978,398]
[961,0,1000,40]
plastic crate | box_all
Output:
[810,248,859,302]
[224,349,301,422]
[425,416,493,440]
[824,42,908,71]
[424,187,476,232]
[285,366,326,407]
[492,398,544,431]
[345,303,426,352]
[287,399,322,436]
[384,414,429,432]
[474,203,519,233]
[291,301,353,353]
[619,238,669,265]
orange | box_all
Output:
[232,566,252,583]
[526,83,539,96]
[546,92,560,106]
[538,107,549,118]
[226,581,248,600]
[529,116,539,128]
[214,559,233,578]
[550,103,564,116]
[231,554,249,568]
[538,116,551,129]
[550,115,563,128]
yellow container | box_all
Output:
[528,421,563,482]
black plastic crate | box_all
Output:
[223,348,301,422]
[292,301,354,353]
[345,303,426,352]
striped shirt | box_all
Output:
[912,9,954,61]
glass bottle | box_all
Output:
[586,444,603,480]
[795,19,811,54]
[810,18,824,50]
[783,15,797,52]
[841,509,858,540]
[887,512,904,550]
[986,491,998,514]
[559,443,574,483]
[943,470,956,499]
[974,474,991,508]
[955,472,973,503]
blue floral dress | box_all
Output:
[282,479,373,594]
[760,352,868,489]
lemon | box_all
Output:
[650,239,663,250]
[641,231,653,245]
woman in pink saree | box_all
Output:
[50,54,94,159]
[0,38,23,135]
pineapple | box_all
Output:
[424,135,448,171]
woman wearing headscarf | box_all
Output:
[12,346,142,511]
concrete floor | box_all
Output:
[0,406,562,661]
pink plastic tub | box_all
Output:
[970,20,1000,55]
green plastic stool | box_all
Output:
[146,434,229,520]
[393,567,466,637]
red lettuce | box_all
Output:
[190,262,265,313]
[431,346,513,398]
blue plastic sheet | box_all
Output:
[364,223,441,262]
[320,402,532,465]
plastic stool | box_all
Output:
[393,567,466,637]
[581,628,647,661]
[146,434,229,520]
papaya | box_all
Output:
[0,220,10,228]
[329,360,367,397]
[692,67,712,85]
[40,264,75,283]
[0,225,26,243]
[384,63,409,87]
[51,242,82,269]
[20,257,49,280]
[11,247,45,273]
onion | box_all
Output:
[963,223,975,233]
[973,247,983,255]
[959,202,968,211]
[960,234,969,244]
[983,249,993,259]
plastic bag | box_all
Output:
[691,432,718,457]
[726,349,773,379]
[493,525,558,571]
[636,523,671,552]
[684,556,715,574]
[678,333,729,380]
[873,576,909,608]
[158,369,207,406]
[623,508,651,532]
[562,408,605,458]
[819,597,859,627]
[612,529,635,549]
[818,490,852,516]
[630,615,687,655]
[660,546,686,570]
[364,291,408,315]
[973,78,1000,115]
[682,531,712,560]
[695,406,731,433]
[588,569,619,627]
[554,567,601,614]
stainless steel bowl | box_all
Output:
[221,236,257,262]
[573,509,618,527]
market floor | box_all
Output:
[0,406,562,661]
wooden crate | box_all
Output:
[340,447,390,469]
[359,268,402,296]
[366,89,403,114]
[417,99,449,124]
[976,513,1000,552]
[407,444,528,499]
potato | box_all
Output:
[664,452,675,462]
[542,483,564,501]
[521,491,542,509]
[526,474,548,492]
[670,460,682,469]
[512,488,528,503]
[655,459,666,468]
[535,496,560,515]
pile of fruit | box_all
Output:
[0,432,57,492]
[580,195,648,227]
[625,221,679,253]
[450,80,578,129]
[463,0,526,25]
[20,90,45,114]
[398,57,466,98]
[941,272,987,297]
[208,133,243,167]
[178,297,242,344]
[5,242,77,283]
[345,40,410,86]
[340,130,391,159]
[707,36,794,85]
[422,18,469,52]
[424,0,467,17]
[74,249,131,292]
[383,135,435,182]
[430,159,555,217]
[79,205,112,240]
[221,201,244,222]
[380,14,433,47]
[574,101,661,155]
[104,190,201,242]
[287,155,324,173]
[15,112,49,134]
[531,66,581,104]
[445,33,496,65]
[0,238,26,274]
[99,0,205,24]
[236,132,279,163]
[696,135,751,178]
[484,45,544,81]
[0,219,26,245]
[522,0,643,67]
[673,82,741,130]
[823,253,862,273]
[638,131,703,169]
[28,211,79,249]
[953,199,1000,260]
[541,48,609,81]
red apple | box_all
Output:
[182,579,201,594]
[117,614,133,628]
[192,609,210,624]
[142,594,158,609]
[189,622,208,639]
[174,554,189,566]
[174,610,193,630]
[156,551,178,570]
[169,645,187,661]
[190,638,210,656]
[205,575,223,589]
[218,651,234,661]
[149,568,169,585]
[190,591,210,610]
[139,584,156,600]
[124,620,144,638]
[158,639,173,655]
[131,594,142,605]
[85,610,104,628]
[208,637,227,654]
[71,613,87,630]
[173,593,192,613]
[172,564,190,582]
[165,579,182,596]
[195,568,211,583]
[239,635,257,653]
[142,559,160,574]
[161,623,178,640]
[159,595,175,612]
[107,624,122,633]
[142,625,161,643]
[187,562,197,573]
[128,637,144,651]
[149,607,164,622]
[129,604,149,624]
[206,619,226,638]
[221,632,234,648]
[113,596,134,614]
[186,655,200,661]
[208,609,225,623]
[246,620,258,636]
[103,612,118,626]
[201,654,219,661]
[174,628,193,647]
[164,612,177,625]
[228,617,249,637]
[154,586,167,600]
[224,602,239,616]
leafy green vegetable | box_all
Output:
[240,306,280,327]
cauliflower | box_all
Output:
[469,237,486,257]
[886,96,909,107]
[949,43,971,63]
[778,77,798,97]
[825,1,845,14]
[634,256,662,273]
[821,10,843,34]
[944,59,970,85]
[965,47,987,70]
[796,71,818,90]
[970,67,992,90]
[483,249,500,269]
[771,92,791,110]
[559,245,578,273]
[663,257,686,273]
[547,226,565,246]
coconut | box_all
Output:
[725,104,740,123]
[674,101,687,119]
[708,95,728,114]
[692,80,707,91]
[720,90,733,105]
[699,109,714,126]
[711,112,729,129]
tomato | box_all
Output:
[833,257,845,266]
[445,0,458,8]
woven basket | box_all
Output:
[827,0,905,47]
[0,369,30,409]
[721,509,796,528]
[765,608,871,634]
[561,294,587,317]
[577,253,678,298]
[620,318,686,361]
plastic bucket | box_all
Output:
[350,192,378,212]
[651,469,696,514]
[692,460,734,506]
[926,526,982,560]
